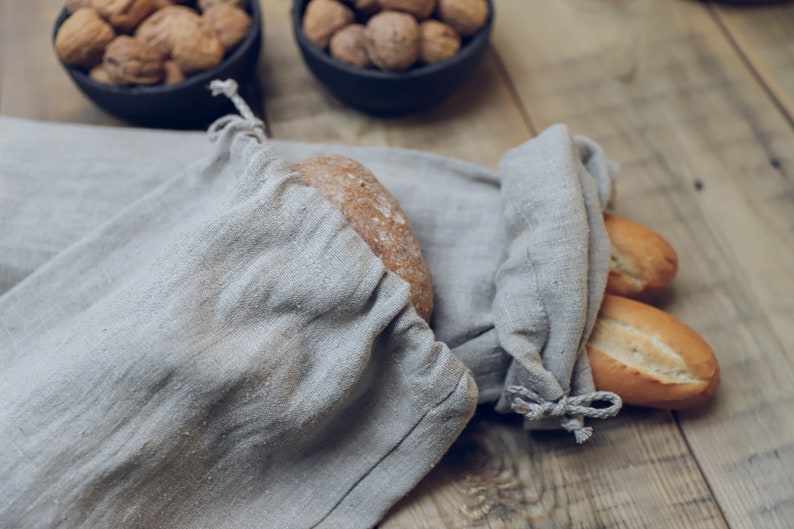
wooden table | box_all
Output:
[3,1,794,527]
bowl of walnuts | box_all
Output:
[53,0,262,128]
[292,0,493,116]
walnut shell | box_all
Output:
[135,5,224,74]
[418,19,460,64]
[162,60,185,84]
[66,0,93,14]
[198,0,246,11]
[302,0,355,50]
[88,63,112,83]
[92,0,155,33]
[202,3,252,51]
[364,10,419,71]
[103,35,163,84]
[436,0,489,37]
[377,0,435,20]
[55,7,116,68]
[329,24,371,68]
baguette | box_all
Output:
[604,213,678,299]
[292,154,434,321]
[586,294,720,409]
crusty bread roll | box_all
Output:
[586,294,720,409]
[292,154,434,321]
[604,213,679,299]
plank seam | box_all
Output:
[673,410,733,528]
[488,46,538,137]
[707,2,794,131]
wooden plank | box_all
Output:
[0,1,121,124]
[711,2,794,124]
[260,2,728,527]
[489,1,794,528]
[260,0,531,169]
[359,2,725,527]
[382,408,726,529]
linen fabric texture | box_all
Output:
[0,113,619,528]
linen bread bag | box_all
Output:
[0,111,478,529]
[0,84,621,527]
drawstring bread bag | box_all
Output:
[0,86,478,529]
[0,80,621,529]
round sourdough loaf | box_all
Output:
[604,213,679,299]
[292,154,434,322]
[586,294,720,409]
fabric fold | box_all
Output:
[0,113,622,452]
[0,116,477,529]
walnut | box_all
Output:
[302,0,355,50]
[66,0,93,14]
[202,3,252,52]
[135,6,224,74]
[348,0,380,16]
[436,0,488,37]
[418,19,459,64]
[162,60,185,84]
[329,24,371,68]
[197,0,246,11]
[92,0,155,34]
[88,63,112,83]
[103,35,163,84]
[377,0,435,20]
[364,11,419,71]
[55,7,116,68]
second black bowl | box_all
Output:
[291,0,494,116]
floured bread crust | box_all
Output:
[586,294,720,409]
[293,154,434,322]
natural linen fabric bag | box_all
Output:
[0,114,478,529]
[0,90,621,526]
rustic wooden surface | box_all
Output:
[3,0,793,527]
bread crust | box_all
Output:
[604,213,679,299]
[292,154,434,321]
[586,294,720,409]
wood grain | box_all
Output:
[0,1,122,124]
[712,1,794,124]
[382,407,726,529]
[260,0,530,169]
[489,1,794,527]
[2,0,794,528]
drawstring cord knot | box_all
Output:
[505,385,622,444]
[209,78,266,142]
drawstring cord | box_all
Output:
[209,78,267,143]
[209,77,624,445]
[505,385,622,444]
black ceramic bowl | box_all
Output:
[291,0,493,116]
[53,1,262,129]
